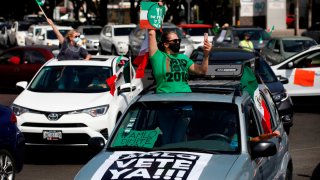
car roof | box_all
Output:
[105,24,136,28]
[43,55,124,67]
[178,24,213,28]
[30,24,72,29]
[270,36,317,40]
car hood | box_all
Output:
[13,90,113,111]
[85,35,100,41]
[264,81,285,95]
[75,151,239,180]
[114,36,129,44]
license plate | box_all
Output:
[43,130,62,140]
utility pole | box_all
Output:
[308,0,312,28]
[294,0,300,36]
[232,0,236,26]
[186,0,191,24]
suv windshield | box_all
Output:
[114,27,135,36]
[108,101,240,153]
[28,66,112,93]
[234,29,271,41]
[83,27,102,35]
[47,30,70,39]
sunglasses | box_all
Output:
[167,39,181,43]
[75,35,80,38]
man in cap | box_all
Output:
[239,32,254,51]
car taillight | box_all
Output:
[10,113,17,124]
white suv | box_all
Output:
[25,24,72,47]
[99,24,136,55]
[11,56,143,146]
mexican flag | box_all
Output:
[241,66,272,133]
[35,0,45,6]
[140,2,165,30]
[132,32,149,78]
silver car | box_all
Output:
[77,25,102,53]
[75,63,292,180]
[129,22,194,59]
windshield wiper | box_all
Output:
[155,147,221,154]
[107,146,153,151]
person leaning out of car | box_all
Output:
[46,18,91,60]
[239,32,254,51]
[148,3,212,93]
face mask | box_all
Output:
[73,37,81,44]
[168,42,180,53]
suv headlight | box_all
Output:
[11,104,30,116]
[71,105,109,117]
[273,92,288,102]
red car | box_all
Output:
[0,45,56,92]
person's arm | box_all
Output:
[149,29,158,57]
[189,35,212,75]
[46,18,64,44]
[84,54,91,60]
[250,130,280,142]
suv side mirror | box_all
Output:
[88,137,106,155]
[37,34,44,40]
[118,83,136,94]
[106,32,111,37]
[251,141,277,159]
[273,49,280,53]
[278,76,289,84]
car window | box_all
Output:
[0,50,23,64]
[256,59,278,83]
[18,23,30,31]
[282,40,317,53]
[183,28,213,36]
[82,27,102,35]
[29,66,112,93]
[109,101,240,153]
[114,27,135,36]
[235,29,270,41]
[260,89,281,130]
[275,40,280,50]
[266,39,275,49]
[24,50,47,64]
[47,29,69,40]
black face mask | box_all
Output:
[168,42,180,53]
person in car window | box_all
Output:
[148,3,212,93]
[46,18,91,60]
[239,32,254,51]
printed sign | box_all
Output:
[112,128,162,148]
[140,2,166,29]
[92,151,212,180]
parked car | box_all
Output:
[0,22,10,48]
[75,63,292,180]
[129,22,194,59]
[77,25,102,53]
[99,24,136,55]
[190,47,293,134]
[178,23,214,49]
[301,22,320,43]
[11,55,143,147]
[7,21,32,47]
[0,45,56,92]
[0,104,25,179]
[261,36,317,65]
[212,26,271,51]
[25,24,72,47]
[271,45,320,97]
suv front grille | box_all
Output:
[21,123,87,128]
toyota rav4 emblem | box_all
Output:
[47,113,60,121]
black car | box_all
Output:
[212,26,271,51]
[190,47,293,134]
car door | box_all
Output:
[260,88,289,177]
[276,49,320,96]
[17,49,48,84]
[100,26,112,53]
[0,49,24,88]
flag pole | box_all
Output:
[37,4,49,20]
[129,51,133,96]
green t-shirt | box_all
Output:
[150,50,194,93]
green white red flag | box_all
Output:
[35,0,45,6]
[140,2,165,30]
[132,32,149,78]
[241,66,272,133]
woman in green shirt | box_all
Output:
[148,28,212,93]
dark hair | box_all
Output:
[158,30,177,52]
